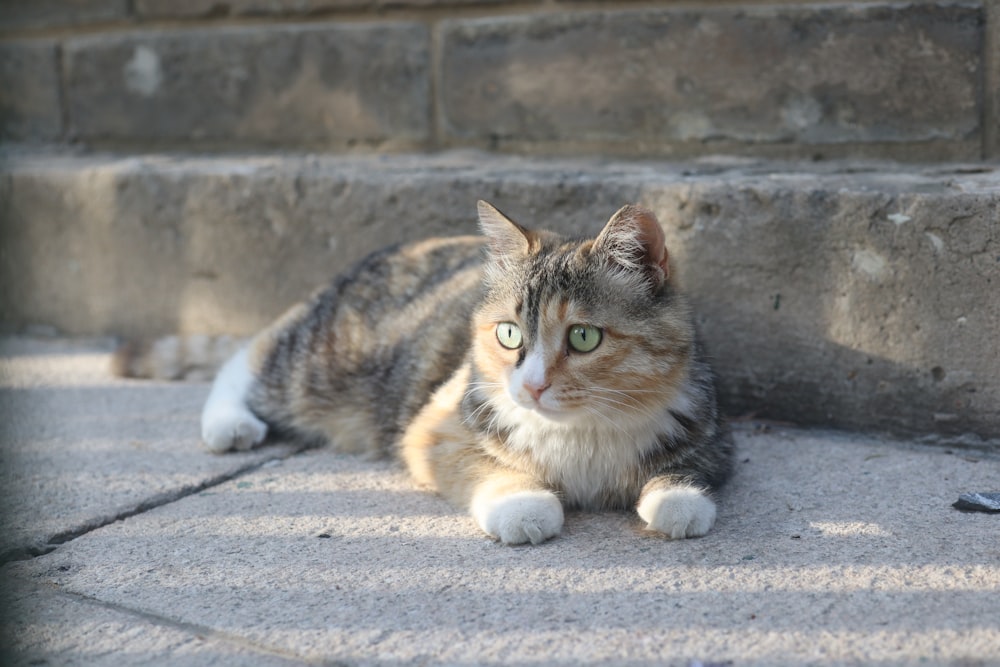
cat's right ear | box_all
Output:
[593,204,671,289]
[478,200,533,259]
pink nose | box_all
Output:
[525,381,550,402]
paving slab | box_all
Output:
[2,339,999,666]
[0,336,301,562]
[0,577,304,667]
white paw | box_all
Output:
[472,490,564,545]
[637,487,716,539]
[201,407,267,453]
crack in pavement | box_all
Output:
[4,578,334,666]
[0,443,316,566]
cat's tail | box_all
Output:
[110,334,247,381]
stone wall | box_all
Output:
[2,1,998,444]
[2,0,997,160]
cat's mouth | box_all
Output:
[513,394,577,423]
[507,381,591,423]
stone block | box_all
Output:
[0,0,127,32]
[440,3,983,157]
[62,23,430,148]
[133,0,518,18]
[1,153,998,443]
[0,40,63,141]
[987,0,1000,157]
[133,0,367,18]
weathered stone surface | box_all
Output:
[134,0,518,18]
[0,337,303,561]
[134,0,344,18]
[0,1,994,160]
[987,0,1000,157]
[1,152,997,443]
[4,419,1000,664]
[1,578,305,666]
[0,0,127,32]
[440,3,983,158]
[62,23,430,148]
[0,41,62,142]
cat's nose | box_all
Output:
[524,381,550,402]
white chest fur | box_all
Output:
[499,404,681,508]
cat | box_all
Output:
[199,201,733,544]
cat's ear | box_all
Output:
[593,204,671,287]
[478,200,534,259]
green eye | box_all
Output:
[568,324,602,353]
[496,322,523,350]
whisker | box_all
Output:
[581,405,629,435]
[589,386,664,398]
[585,404,629,422]
[463,397,508,442]
[468,381,505,389]
[588,393,638,409]
[464,400,494,427]
[586,394,663,423]
[588,393,647,411]
[485,410,505,441]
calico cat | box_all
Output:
[201,201,732,544]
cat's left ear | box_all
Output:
[478,200,535,259]
[593,204,671,287]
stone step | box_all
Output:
[1,0,992,160]
[1,150,997,445]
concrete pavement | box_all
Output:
[2,336,999,666]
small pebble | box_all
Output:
[952,492,1000,513]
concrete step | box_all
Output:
[2,337,999,665]
[1,150,997,445]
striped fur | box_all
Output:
[202,201,733,544]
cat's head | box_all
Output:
[470,201,694,430]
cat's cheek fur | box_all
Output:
[637,487,717,539]
[200,348,268,453]
[471,488,564,545]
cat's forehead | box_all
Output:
[483,234,656,320]
[509,246,597,301]
[512,237,596,285]
[493,269,613,330]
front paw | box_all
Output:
[472,490,564,545]
[637,486,716,539]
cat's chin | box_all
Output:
[510,399,581,425]
[530,405,576,423]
